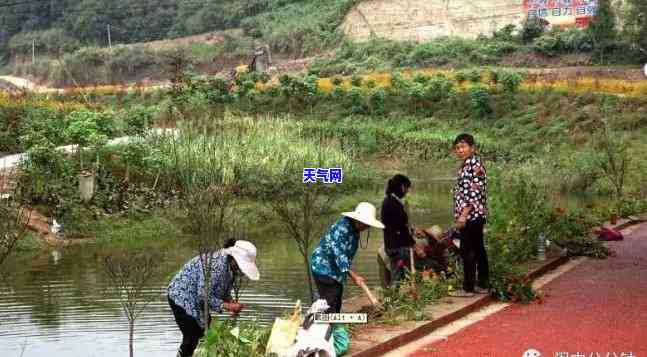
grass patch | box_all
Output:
[92,209,186,249]
[15,232,43,252]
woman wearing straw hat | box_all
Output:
[416,225,451,274]
[310,202,384,313]
[167,240,260,357]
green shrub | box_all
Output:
[499,70,523,94]
[19,141,76,216]
[467,68,481,83]
[533,32,562,57]
[381,271,450,321]
[369,88,387,116]
[413,74,431,85]
[468,85,492,118]
[427,74,456,103]
[390,71,411,92]
[560,28,593,52]
[488,68,500,85]
[520,18,549,43]
[279,73,320,111]
[455,70,467,84]
[492,24,517,42]
[350,73,363,87]
[187,75,233,105]
[348,87,366,115]
[64,110,117,169]
[124,106,157,136]
[488,254,535,303]
[19,107,68,149]
[534,28,594,56]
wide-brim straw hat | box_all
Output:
[224,240,260,281]
[423,225,444,241]
[342,202,385,229]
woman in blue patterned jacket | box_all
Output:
[167,240,260,357]
[310,202,384,314]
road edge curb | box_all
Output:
[350,254,570,357]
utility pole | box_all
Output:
[107,24,112,50]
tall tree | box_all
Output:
[588,0,617,63]
[625,0,647,60]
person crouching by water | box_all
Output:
[167,240,260,357]
[380,174,419,284]
[310,202,384,313]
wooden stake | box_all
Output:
[410,247,416,275]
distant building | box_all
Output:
[525,0,598,28]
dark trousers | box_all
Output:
[460,218,489,292]
[313,274,344,313]
[386,246,412,285]
[168,296,204,357]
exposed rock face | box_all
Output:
[340,0,624,42]
[340,0,526,42]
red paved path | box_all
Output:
[410,223,647,357]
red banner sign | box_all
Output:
[524,0,598,27]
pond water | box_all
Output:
[0,157,603,357]
[0,161,458,357]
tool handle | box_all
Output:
[358,280,379,306]
[410,247,416,274]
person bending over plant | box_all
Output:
[310,202,384,313]
[167,240,260,357]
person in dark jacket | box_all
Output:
[380,174,418,284]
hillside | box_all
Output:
[341,0,524,42]
[0,0,355,63]
[340,0,627,42]
[3,0,645,87]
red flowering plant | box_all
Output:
[379,269,452,322]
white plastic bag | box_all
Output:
[266,300,302,356]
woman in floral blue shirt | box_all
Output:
[310,202,384,313]
[167,240,259,357]
[449,133,490,298]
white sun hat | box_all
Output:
[341,202,385,229]
[423,225,444,242]
[225,240,260,281]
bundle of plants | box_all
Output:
[544,208,612,259]
[552,235,612,259]
[488,257,536,303]
[193,319,270,357]
[380,271,451,322]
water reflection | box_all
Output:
[0,171,455,357]
[51,250,62,265]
